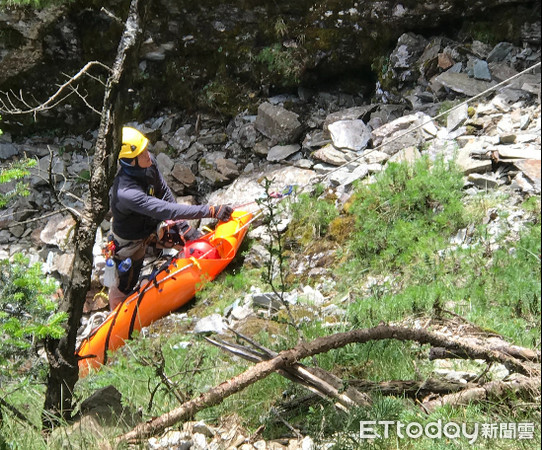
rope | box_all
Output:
[76,311,109,343]
[233,185,294,209]
[224,61,541,214]
[314,61,541,186]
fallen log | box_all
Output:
[116,324,538,444]
[422,375,541,413]
[429,345,540,363]
[348,378,473,398]
[205,332,371,410]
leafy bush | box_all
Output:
[0,158,36,208]
[348,156,466,270]
[0,253,66,377]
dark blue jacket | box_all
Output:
[110,159,211,240]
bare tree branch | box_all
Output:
[0,61,111,117]
[116,324,540,444]
[421,375,541,413]
[42,147,83,220]
[101,7,123,24]
[67,84,102,115]
[205,334,370,411]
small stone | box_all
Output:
[473,59,492,81]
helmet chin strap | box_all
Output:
[120,157,140,168]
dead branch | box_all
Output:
[270,407,303,439]
[272,377,476,418]
[212,329,370,410]
[0,61,110,117]
[429,345,541,363]
[116,324,540,444]
[123,344,188,408]
[101,7,123,24]
[348,378,474,398]
[67,84,102,115]
[421,375,541,413]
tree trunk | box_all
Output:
[42,0,147,428]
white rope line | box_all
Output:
[314,61,541,185]
[76,311,109,342]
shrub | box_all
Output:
[0,158,36,208]
[0,254,66,378]
[255,44,306,85]
[348,156,466,270]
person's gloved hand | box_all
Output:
[157,220,176,240]
[210,205,234,222]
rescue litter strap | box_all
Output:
[80,213,257,363]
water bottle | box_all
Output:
[103,258,118,288]
[118,257,132,274]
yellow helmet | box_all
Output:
[119,127,149,159]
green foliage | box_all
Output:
[255,44,306,85]
[0,253,65,376]
[371,56,395,91]
[289,184,339,245]
[0,0,71,8]
[0,158,37,208]
[256,179,290,294]
[470,222,541,345]
[202,80,231,111]
[193,267,264,317]
[348,156,466,270]
[78,330,286,431]
[300,396,404,449]
[521,195,541,215]
[76,169,91,183]
[345,219,541,348]
[436,100,460,126]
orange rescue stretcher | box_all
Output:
[76,210,252,377]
